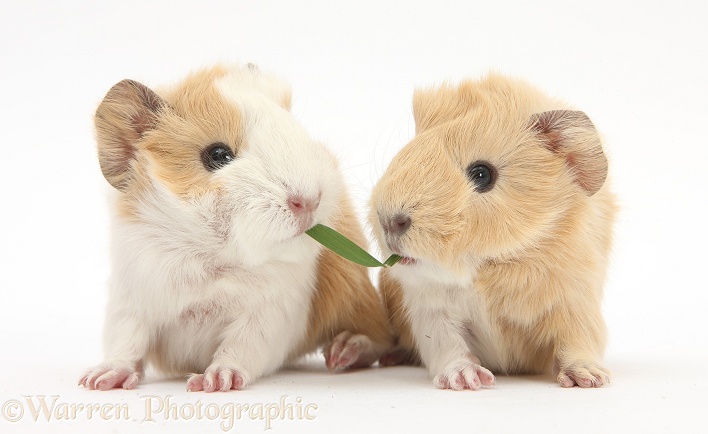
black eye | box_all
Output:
[201,142,235,171]
[466,162,496,193]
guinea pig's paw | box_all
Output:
[433,357,496,391]
[78,361,142,391]
[379,346,421,367]
[557,362,611,388]
[324,331,380,371]
[187,366,247,392]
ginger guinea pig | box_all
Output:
[371,74,616,390]
[79,64,392,391]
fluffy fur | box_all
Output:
[80,65,392,391]
[371,74,616,389]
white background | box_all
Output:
[1,1,707,433]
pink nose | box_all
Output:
[287,194,320,215]
[380,213,411,237]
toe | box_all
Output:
[186,374,205,392]
[460,366,481,391]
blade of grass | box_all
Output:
[383,254,403,267]
[305,224,400,268]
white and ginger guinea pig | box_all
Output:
[79,64,392,391]
[371,74,616,390]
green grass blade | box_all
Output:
[382,254,402,268]
[306,224,386,267]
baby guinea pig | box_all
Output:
[371,74,616,389]
[79,64,392,391]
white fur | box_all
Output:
[392,266,504,377]
[213,72,343,266]
[389,255,479,288]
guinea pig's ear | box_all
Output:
[530,110,608,196]
[95,79,166,191]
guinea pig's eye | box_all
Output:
[466,162,496,193]
[201,142,235,171]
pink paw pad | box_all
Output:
[78,364,141,391]
[187,368,244,392]
[558,364,611,388]
[434,358,496,391]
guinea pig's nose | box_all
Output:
[288,193,320,215]
[380,213,412,237]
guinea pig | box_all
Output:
[79,64,392,391]
[371,74,616,390]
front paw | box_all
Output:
[324,331,380,371]
[78,360,142,391]
[557,361,611,388]
[433,355,495,391]
[187,365,248,392]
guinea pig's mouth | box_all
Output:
[396,256,417,266]
[386,242,417,266]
